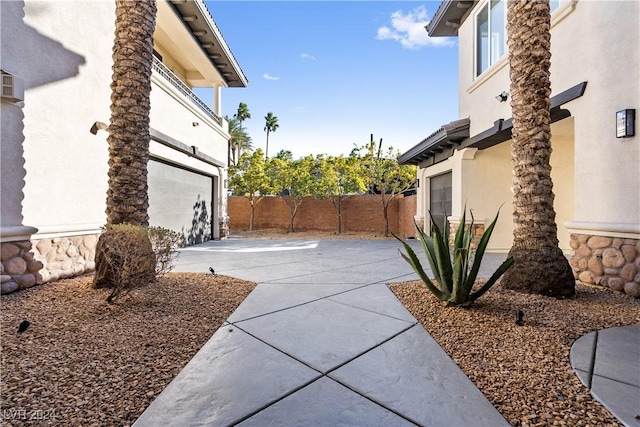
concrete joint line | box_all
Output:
[229,323,420,426]
[587,330,598,389]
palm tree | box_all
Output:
[235,102,251,127]
[263,112,279,158]
[95,0,157,289]
[226,116,252,165]
[501,0,574,298]
[232,102,251,162]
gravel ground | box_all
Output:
[1,273,255,426]
[389,280,639,427]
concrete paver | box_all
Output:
[570,324,640,427]
[236,297,414,373]
[237,377,417,427]
[134,324,320,426]
[330,325,510,426]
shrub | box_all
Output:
[147,226,186,275]
[395,207,514,306]
[93,224,184,303]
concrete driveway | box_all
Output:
[134,237,510,426]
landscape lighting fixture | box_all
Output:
[495,91,509,102]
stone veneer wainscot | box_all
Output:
[570,234,640,298]
[0,234,100,295]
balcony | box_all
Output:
[152,57,222,126]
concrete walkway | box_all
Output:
[134,237,509,426]
[570,324,640,427]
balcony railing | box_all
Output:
[152,57,222,126]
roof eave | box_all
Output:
[169,0,248,88]
[398,118,470,165]
[426,0,476,37]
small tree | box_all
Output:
[228,149,273,231]
[313,154,367,234]
[269,152,315,232]
[355,139,416,236]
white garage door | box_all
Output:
[148,159,214,245]
[430,172,452,231]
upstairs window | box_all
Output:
[475,0,562,78]
[476,0,505,77]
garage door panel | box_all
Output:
[148,160,214,245]
[430,172,452,231]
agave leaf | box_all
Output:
[469,256,514,302]
[453,204,467,252]
[393,233,448,300]
[463,210,474,252]
[463,208,502,295]
[427,211,453,293]
[415,219,443,286]
[450,248,469,304]
[442,213,451,264]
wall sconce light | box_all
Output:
[89,121,108,135]
[616,109,635,138]
[495,91,509,102]
[192,121,199,127]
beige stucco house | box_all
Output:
[399,0,639,296]
[1,0,247,293]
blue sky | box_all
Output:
[203,1,459,159]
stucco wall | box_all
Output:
[228,194,417,238]
[150,74,229,166]
[550,1,639,227]
[457,0,639,231]
[13,0,114,235]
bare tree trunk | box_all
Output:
[501,0,575,298]
[382,200,390,237]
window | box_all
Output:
[475,0,563,77]
[475,0,505,77]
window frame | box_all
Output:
[474,0,506,78]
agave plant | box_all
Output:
[395,207,514,306]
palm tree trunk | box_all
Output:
[106,0,156,226]
[501,0,574,298]
[265,130,270,159]
[95,0,157,291]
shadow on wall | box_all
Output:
[182,195,211,245]
[1,0,86,229]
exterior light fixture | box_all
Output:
[495,91,509,102]
[616,109,635,138]
[89,121,108,135]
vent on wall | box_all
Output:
[1,71,24,103]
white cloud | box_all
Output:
[301,53,316,61]
[263,73,280,81]
[376,5,454,49]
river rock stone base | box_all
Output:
[32,234,100,285]
[570,233,640,298]
[1,240,43,295]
